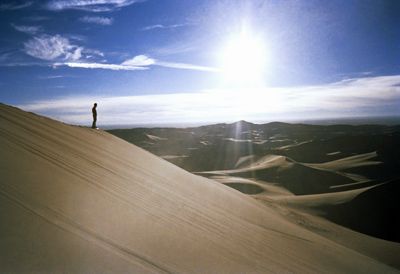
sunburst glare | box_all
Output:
[219,28,268,88]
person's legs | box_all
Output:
[92,117,97,128]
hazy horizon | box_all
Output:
[100,115,400,129]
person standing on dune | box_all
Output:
[92,103,97,129]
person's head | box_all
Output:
[94,103,97,107]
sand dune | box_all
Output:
[197,154,360,194]
[268,184,381,209]
[1,103,399,273]
[305,151,382,171]
[234,154,256,168]
[210,175,294,196]
[146,134,168,141]
[197,154,293,175]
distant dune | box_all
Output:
[1,103,400,273]
[197,154,359,195]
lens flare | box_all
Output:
[219,30,267,87]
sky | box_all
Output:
[0,0,399,126]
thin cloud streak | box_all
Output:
[141,23,187,31]
[79,16,113,25]
[60,62,148,71]
[0,62,50,67]
[38,75,67,79]
[0,1,33,10]
[59,54,218,72]
[18,75,400,125]
[46,0,144,12]
[11,24,43,35]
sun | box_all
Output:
[219,30,267,87]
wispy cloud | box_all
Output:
[84,49,104,59]
[0,1,33,10]
[121,54,155,66]
[122,54,218,71]
[18,75,400,125]
[23,34,103,62]
[38,75,66,79]
[141,23,187,31]
[59,62,148,71]
[46,0,143,12]
[64,34,87,42]
[59,54,218,72]
[0,49,48,67]
[11,23,43,35]
[24,35,83,61]
[0,61,49,67]
[79,16,113,25]
[0,51,14,62]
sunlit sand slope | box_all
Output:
[0,103,397,273]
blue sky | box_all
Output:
[0,0,399,125]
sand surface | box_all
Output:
[1,103,399,273]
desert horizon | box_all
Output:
[97,115,400,130]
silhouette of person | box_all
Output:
[92,103,97,129]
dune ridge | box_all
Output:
[196,154,363,195]
[1,103,399,273]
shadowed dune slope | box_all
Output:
[197,155,357,195]
[0,103,398,273]
[322,179,400,242]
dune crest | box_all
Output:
[0,104,399,273]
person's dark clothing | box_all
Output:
[92,104,97,129]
